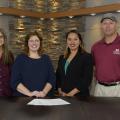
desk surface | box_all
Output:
[0,97,120,120]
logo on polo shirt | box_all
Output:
[113,48,120,55]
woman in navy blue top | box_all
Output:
[11,31,55,97]
[56,30,93,97]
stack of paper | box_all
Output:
[27,98,70,106]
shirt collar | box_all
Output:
[101,33,120,45]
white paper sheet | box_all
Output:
[27,98,70,106]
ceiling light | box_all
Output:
[40,18,44,20]
[116,10,120,13]
[50,18,54,20]
[69,16,74,18]
[0,13,3,15]
[90,13,96,16]
[20,15,25,18]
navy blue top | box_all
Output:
[11,54,56,96]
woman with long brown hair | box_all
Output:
[11,31,55,97]
[56,30,93,97]
[0,28,14,96]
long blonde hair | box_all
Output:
[0,28,13,65]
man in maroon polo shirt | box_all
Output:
[91,13,120,97]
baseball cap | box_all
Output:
[100,13,117,23]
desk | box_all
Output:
[0,97,120,120]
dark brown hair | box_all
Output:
[64,30,85,59]
[0,28,13,65]
[24,31,43,55]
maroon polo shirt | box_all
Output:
[92,35,120,83]
[0,55,13,96]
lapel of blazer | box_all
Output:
[63,52,81,76]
